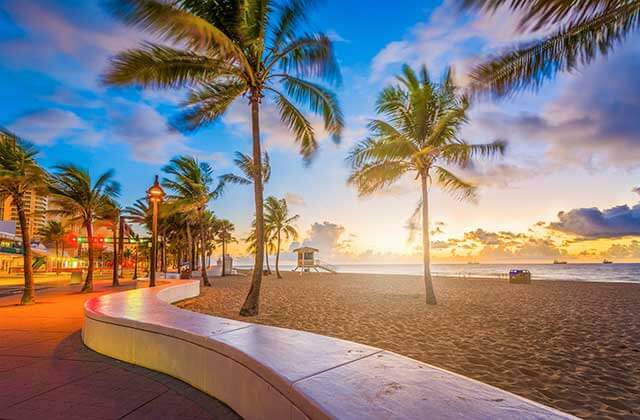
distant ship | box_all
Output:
[553,259,568,264]
[603,259,613,264]
[467,261,480,265]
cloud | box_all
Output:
[472,41,640,168]
[370,0,539,81]
[548,203,640,239]
[108,102,191,164]
[0,0,141,86]
[8,109,101,146]
[326,30,349,43]
[290,221,352,256]
[602,241,640,259]
[284,192,306,206]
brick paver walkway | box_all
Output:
[0,281,240,420]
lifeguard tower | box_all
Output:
[292,247,336,274]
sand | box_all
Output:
[177,272,640,419]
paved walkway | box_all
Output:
[0,280,240,420]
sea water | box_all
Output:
[252,263,640,283]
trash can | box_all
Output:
[70,270,83,285]
[509,269,531,284]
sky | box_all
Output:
[1,0,640,264]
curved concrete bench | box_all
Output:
[83,280,573,420]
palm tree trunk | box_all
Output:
[118,216,124,278]
[421,174,437,305]
[61,240,65,272]
[54,241,59,273]
[133,244,138,279]
[185,224,193,278]
[112,224,119,287]
[17,199,35,304]
[221,238,226,277]
[161,227,167,274]
[265,243,271,274]
[199,210,211,286]
[276,230,282,279]
[240,93,265,317]
[82,220,94,293]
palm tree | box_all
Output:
[245,218,276,275]
[464,0,640,98]
[214,219,236,277]
[264,196,299,278]
[102,201,121,287]
[48,165,120,293]
[104,0,343,316]
[39,220,66,273]
[0,129,48,304]
[162,156,222,287]
[220,152,271,187]
[347,64,506,304]
[130,232,141,280]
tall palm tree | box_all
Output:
[214,219,236,277]
[347,64,506,304]
[162,156,222,287]
[464,0,640,97]
[48,165,120,293]
[0,129,48,304]
[104,0,343,316]
[264,196,299,278]
[39,220,66,273]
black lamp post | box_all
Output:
[146,175,165,287]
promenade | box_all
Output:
[0,280,239,420]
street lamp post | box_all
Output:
[146,175,165,287]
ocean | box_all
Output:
[245,263,640,283]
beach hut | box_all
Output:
[292,247,336,273]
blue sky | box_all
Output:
[2,0,640,263]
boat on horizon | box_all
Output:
[553,259,568,264]
[603,259,613,264]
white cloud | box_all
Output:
[370,0,540,82]
[284,192,306,206]
[8,109,101,146]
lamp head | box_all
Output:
[147,175,165,203]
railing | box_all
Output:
[315,259,337,273]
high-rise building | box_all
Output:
[1,190,48,240]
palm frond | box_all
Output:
[347,161,410,196]
[433,166,478,202]
[280,75,344,143]
[468,2,640,98]
[273,90,317,162]
[104,42,230,88]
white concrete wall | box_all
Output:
[82,280,575,420]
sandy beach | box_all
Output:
[177,272,640,418]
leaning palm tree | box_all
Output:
[464,0,640,98]
[104,0,343,316]
[0,129,48,304]
[39,220,66,273]
[264,196,299,278]
[347,64,506,304]
[162,156,222,287]
[48,165,120,292]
